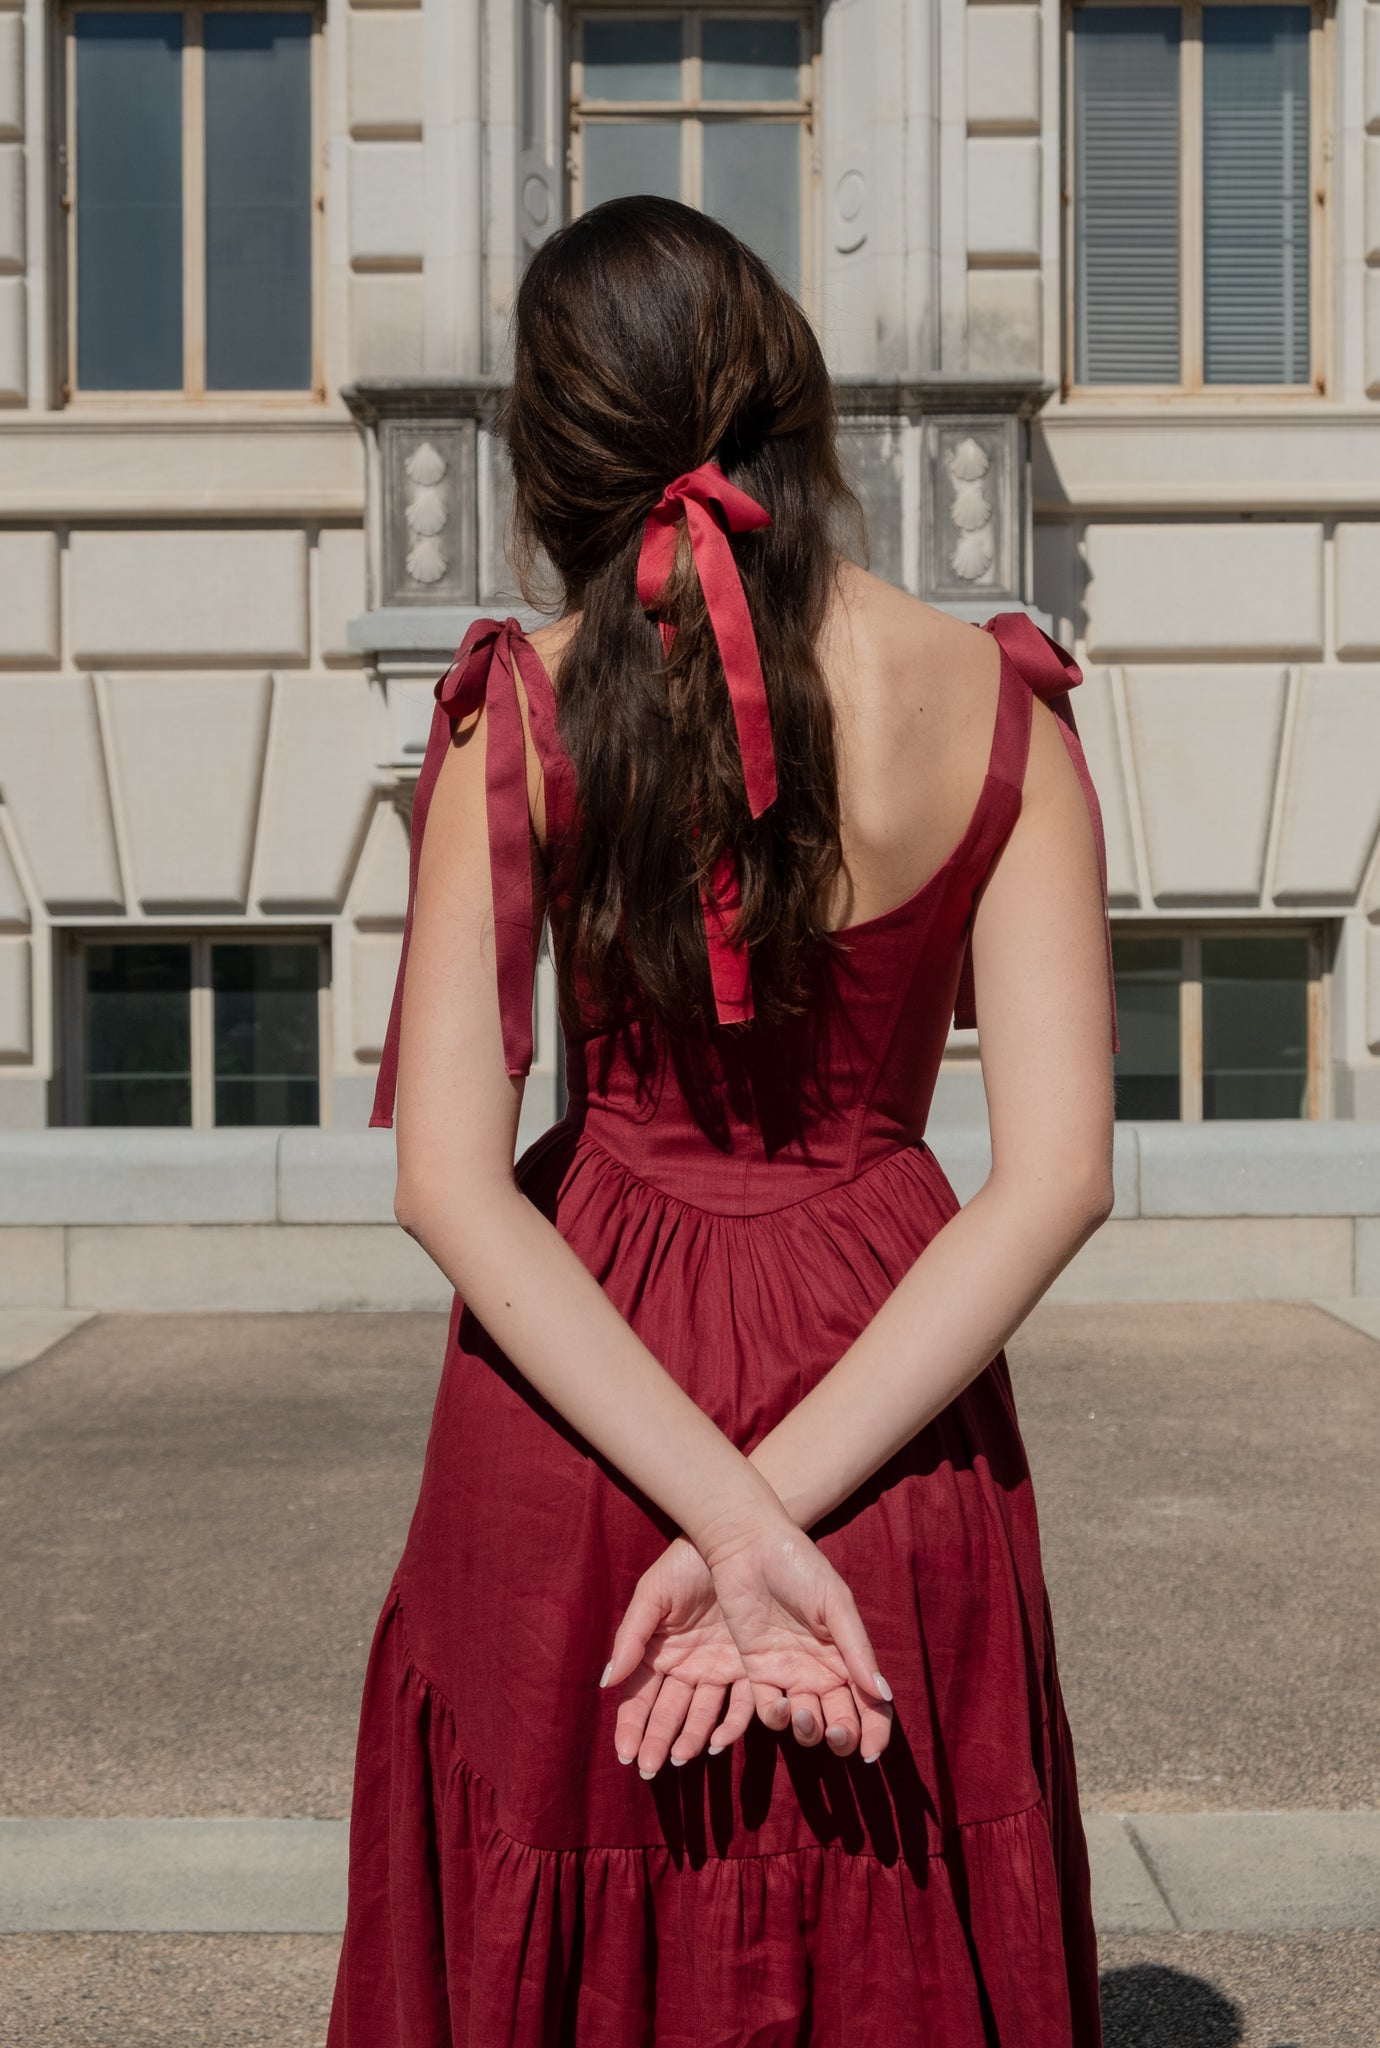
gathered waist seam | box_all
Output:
[528,1116,937,1222]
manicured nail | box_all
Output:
[793,1709,815,1738]
[617,1752,634,1766]
[599,1662,613,1688]
[708,1745,723,1757]
[826,1724,849,1750]
[862,1751,880,1765]
[872,1672,893,1702]
[639,1768,657,1781]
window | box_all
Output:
[64,5,321,398]
[1068,2,1324,391]
[569,10,814,302]
[1112,926,1323,1120]
[67,935,326,1126]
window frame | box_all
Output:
[59,928,332,1129]
[1061,0,1332,400]
[1111,919,1329,1121]
[59,0,328,407]
[568,5,819,313]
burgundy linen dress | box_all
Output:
[327,608,1119,2048]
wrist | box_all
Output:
[691,1489,796,1576]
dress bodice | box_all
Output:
[369,610,1118,1216]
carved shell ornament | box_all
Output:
[405,440,450,585]
[945,436,995,583]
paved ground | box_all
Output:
[1,1301,1376,2043]
[6,1932,1376,2048]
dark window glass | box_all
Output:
[1112,936,1182,1119]
[703,120,801,295]
[75,13,184,391]
[1201,934,1309,1119]
[205,12,314,391]
[582,18,681,99]
[1072,7,1181,384]
[212,943,320,1125]
[581,122,682,208]
[701,18,799,100]
[1202,5,1310,385]
[84,943,192,1126]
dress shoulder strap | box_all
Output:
[369,617,557,1131]
[952,611,1120,1054]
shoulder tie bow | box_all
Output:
[952,611,1120,1054]
[370,616,549,1130]
[637,460,776,1025]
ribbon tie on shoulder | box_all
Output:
[973,610,1121,1055]
[637,460,776,1024]
[369,616,545,1130]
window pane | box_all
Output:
[212,943,320,1125]
[582,18,681,100]
[703,121,801,296]
[1073,8,1181,384]
[1203,6,1310,385]
[205,12,313,391]
[582,122,682,209]
[74,13,183,391]
[1201,934,1309,1120]
[84,943,192,1126]
[702,18,800,101]
[1112,936,1181,1120]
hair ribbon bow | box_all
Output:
[637,461,776,1025]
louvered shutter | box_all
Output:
[1073,7,1182,385]
[1202,5,1311,385]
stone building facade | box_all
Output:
[1,0,1379,1160]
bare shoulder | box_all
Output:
[523,612,580,692]
[823,559,1002,754]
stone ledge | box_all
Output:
[1136,1121,1380,1218]
[0,1220,1368,1313]
[0,1121,1376,1230]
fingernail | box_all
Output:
[826,1724,849,1749]
[862,1751,880,1765]
[793,1709,815,1738]
[599,1662,613,1688]
[617,1752,634,1766]
[872,1671,893,1702]
[638,1768,657,1781]
[708,1745,723,1757]
[670,1755,687,1767]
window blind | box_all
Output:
[1202,5,1311,385]
[1073,7,1182,385]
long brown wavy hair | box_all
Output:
[498,195,865,1046]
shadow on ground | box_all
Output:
[1101,1963,1297,2048]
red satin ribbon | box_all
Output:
[637,461,775,1024]
[954,611,1120,1054]
[370,617,547,1130]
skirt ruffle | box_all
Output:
[328,1579,1096,2048]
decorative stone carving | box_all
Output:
[834,165,868,255]
[921,412,1023,603]
[404,441,450,586]
[944,436,996,583]
[372,411,478,608]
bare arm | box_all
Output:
[742,691,1117,1533]
[391,697,784,1557]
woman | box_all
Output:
[328,194,1118,2047]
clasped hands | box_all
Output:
[599,1500,894,1779]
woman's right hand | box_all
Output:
[699,1504,895,1762]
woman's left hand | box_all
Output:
[601,1537,756,1774]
